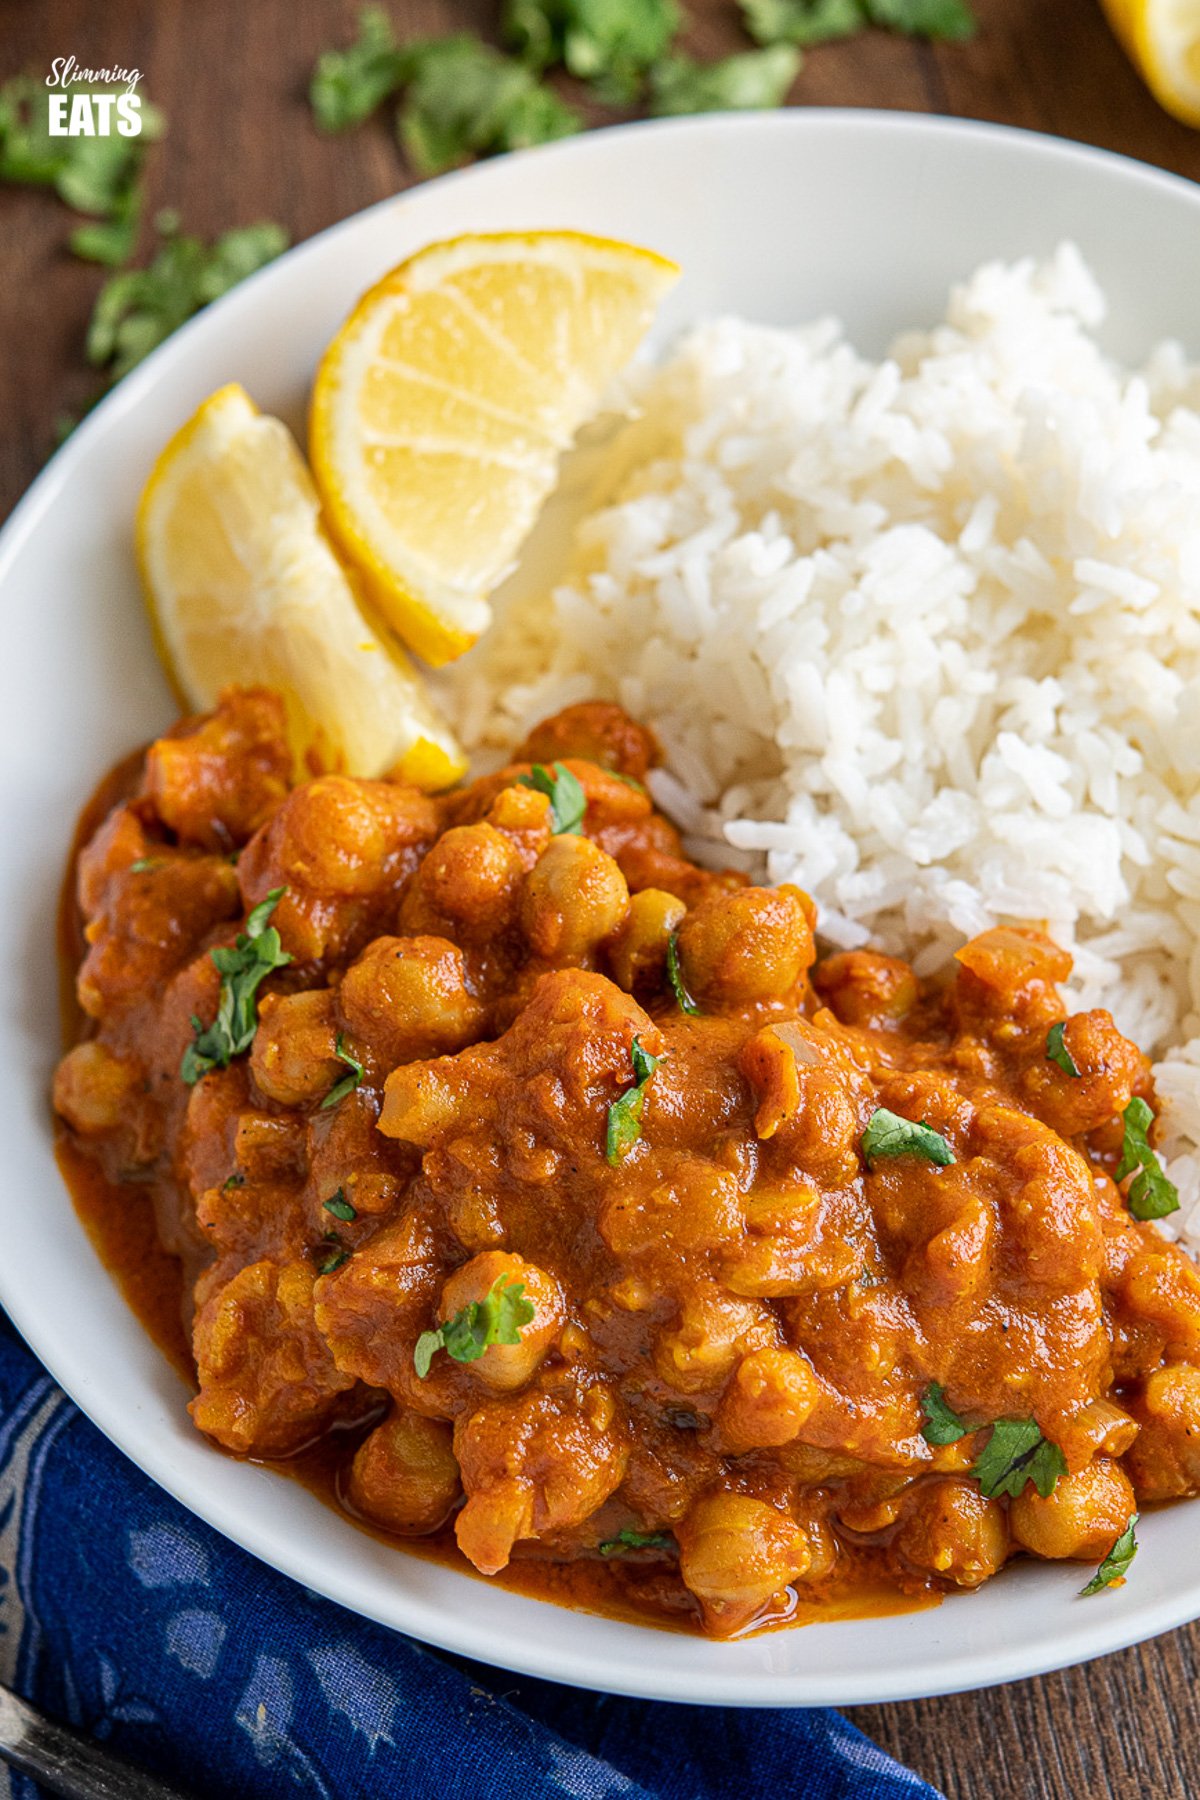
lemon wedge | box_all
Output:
[1101,0,1200,125]
[136,383,466,788]
[309,230,680,667]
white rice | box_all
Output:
[442,246,1200,1245]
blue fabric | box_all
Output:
[0,1317,941,1800]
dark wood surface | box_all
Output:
[3,2,1199,1794]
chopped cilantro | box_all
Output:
[973,1418,1067,1500]
[740,0,864,43]
[180,888,292,1085]
[503,0,679,102]
[1046,1021,1080,1078]
[323,1189,358,1223]
[605,1035,663,1165]
[1080,1515,1138,1596]
[517,761,588,834]
[649,45,800,116]
[222,1172,246,1190]
[129,857,159,874]
[88,219,288,381]
[414,1273,536,1378]
[397,37,580,178]
[599,1527,676,1557]
[310,6,408,132]
[862,0,975,39]
[861,1108,955,1171]
[665,931,699,1016]
[312,1234,350,1276]
[1115,1096,1180,1223]
[921,1381,970,1447]
[321,1034,365,1110]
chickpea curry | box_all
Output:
[53,689,1200,1638]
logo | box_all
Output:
[46,57,144,137]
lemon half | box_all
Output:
[1101,0,1200,125]
[309,230,680,667]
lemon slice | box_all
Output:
[309,230,680,667]
[137,383,465,788]
[1101,0,1200,124]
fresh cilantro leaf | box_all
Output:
[180,887,292,1084]
[861,1108,955,1170]
[222,1172,246,1190]
[129,857,159,874]
[1080,1515,1138,1596]
[665,931,699,1016]
[649,44,801,116]
[321,1034,365,1110]
[414,1272,536,1378]
[69,184,142,267]
[1046,1021,1080,1078]
[311,1233,350,1276]
[87,219,288,380]
[606,1035,663,1164]
[1115,1096,1180,1222]
[310,6,408,132]
[921,1381,970,1447]
[740,0,864,45]
[323,1189,358,1223]
[599,1527,676,1557]
[973,1418,1067,1500]
[517,761,588,834]
[863,0,975,39]
[397,37,579,178]
[503,0,679,101]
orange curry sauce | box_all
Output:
[53,690,1200,1638]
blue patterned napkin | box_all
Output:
[0,1316,939,1799]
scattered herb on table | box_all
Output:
[321,1034,365,1110]
[649,45,801,116]
[742,0,974,40]
[517,760,588,834]
[1115,1096,1180,1223]
[665,931,699,1016]
[310,5,409,132]
[921,1381,970,1447]
[414,1273,536,1378]
[606,1035,663,1164]
[503,0,680,102]
[398,37,580,177]
[599,1527,676,1556]
[180,887,292,1084]
[1045,1021,1080,1077]
[973,1418,1067,1501]
[1080,1515,1138,1596]
[860,1107,955,1170]
[323,1189,358,1223]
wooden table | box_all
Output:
[2,2,1198,1793]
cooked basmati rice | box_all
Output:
[442,246,1200,1245]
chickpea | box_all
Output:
[1010,1458,1135,1562]
[677,1492,813,1635]
[892,1478,1008,1588]
[435,1251,564,1392]
[339,936,485,1068]
[250,989,341,1107]
[517,702,658,783]
[52,1041,138,1135]
[674,886,814,1009]
[521,836,630,964]
[347,1409,461,1536]
[608,888,687,993]
[717,1347,820,1453]
[266,777,401,895]
[418,823,524,938]
[653,1287,773,1396]
[814,951,918,1027]
[1125,1364,1200,1501]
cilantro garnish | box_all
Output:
[649,45,800,116]
[398,37,580,177]
[921,1382,970,1447]
[863,0,975,38]
[665,931,699,1016]
[861,1108,955,1171]
[1115,1097,1180,1223]
[742,0,973,39]
[605,1036,663,1165]
[1080,1515,1138,1597]
[320,1035,365,1110]
[516,761,587,835]
[323,1189,357,1223]
[312,1234,350,1276]
[222,1172,246,1190]
[973,1419,1067,1500]
[504,0,679,102]
[599,1527,676,1557]
[180,888,292,1085]
[310,6,408,131]
[1046,1021,1080,1078]
[129,857,160,874]
[88,218,288,381]
[414,1273,536,1379]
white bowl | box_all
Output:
[4,110,1200,1707]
